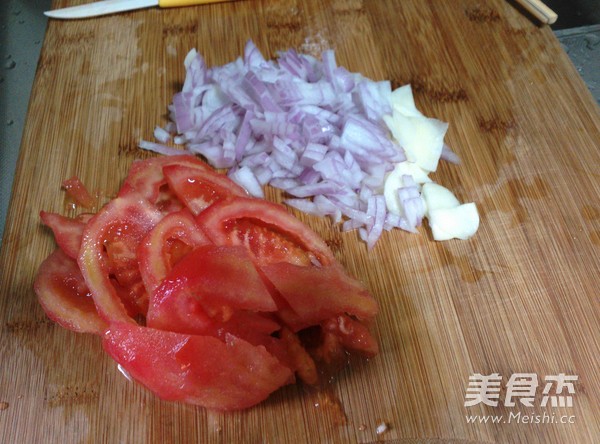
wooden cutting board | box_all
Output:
[1,0,599,442]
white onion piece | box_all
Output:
[384,113,448,172]
[421,182,460,216]
[428,203,479,241]
[421,183,479,240]
[389,84,422,117]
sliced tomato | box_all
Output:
[118,155,211,211]
[259,261,378,329]
[137,209,211,295]
[308,328,347,368]
[40,212,94,259]
[163,164,247,215]
[149,295,279,337]
[35,155,381,410]
[149,297,286,364]
[146,243,292,368]
[149,294,292,372]
[147,244,277,328]
[278,327,319,385]
[78,194,162,323]
[102,322,294,410]
[253,269,309,331]
[301,316,379,373]
[196,197,336,267]
[34,249,107,334]
[321,314,379,357]
[62,176,95,208]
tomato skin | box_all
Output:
[40,212,93,259]
[196,197,336,267]
[321,314,379,357]
[163,164,247,215]
[62,176,95,208]
[259,261,378,329]
[137,209,210,295]
[78,194,162,323]
[34,249,107,334]
[279,327,319,385]
[118,155,211,207]
[102,322,294,411]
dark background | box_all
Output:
[546,0,600,29]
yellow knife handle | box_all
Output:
[159,0,235,6]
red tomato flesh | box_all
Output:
[147,244,277,329]
[163,164,247,215]
[118,155,212,207]
[137,209,210,295]
[62,176,95,208]
[196,197,336,267]
[40,212,93,259]
[34,249,107,334]
[78,194,162,323]
[37,154,380,410]
[278,327,319,385]
[321,314,379,357]
[259,261,378,328]
[103,322,294,411]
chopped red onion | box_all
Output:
[228,166,263,198]
[285,197,319,214]
[299,142,328,167]
[253,165,273,185]
[138,140,189,156]
[153,126,172,144]
[365,195,386,250]
[287,180,341,198]
[441,143,461,164]
[144,40,461,249]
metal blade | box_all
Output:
[45,0,159,19]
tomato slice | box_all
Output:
[278,327,319,385]
[146,243,292,368]
[34,249,107,334]
[102,322,294,410]
[321,314,379,357]
[78,194,162,323]
[259,262,378,328]
[147,244,277,327]
[40,212,93,259]
[137,209,211,295]
[196,197,336,267]
[62,176,95,208]
[163,164,248,215]
[118,155,211,210]
[149,295,280,338]
[35,154,381,409]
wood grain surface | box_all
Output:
[1,0,599,442]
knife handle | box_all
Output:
[159,0,235,6]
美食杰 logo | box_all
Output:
[463,373,578,425]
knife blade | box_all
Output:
[45,0,232,19]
